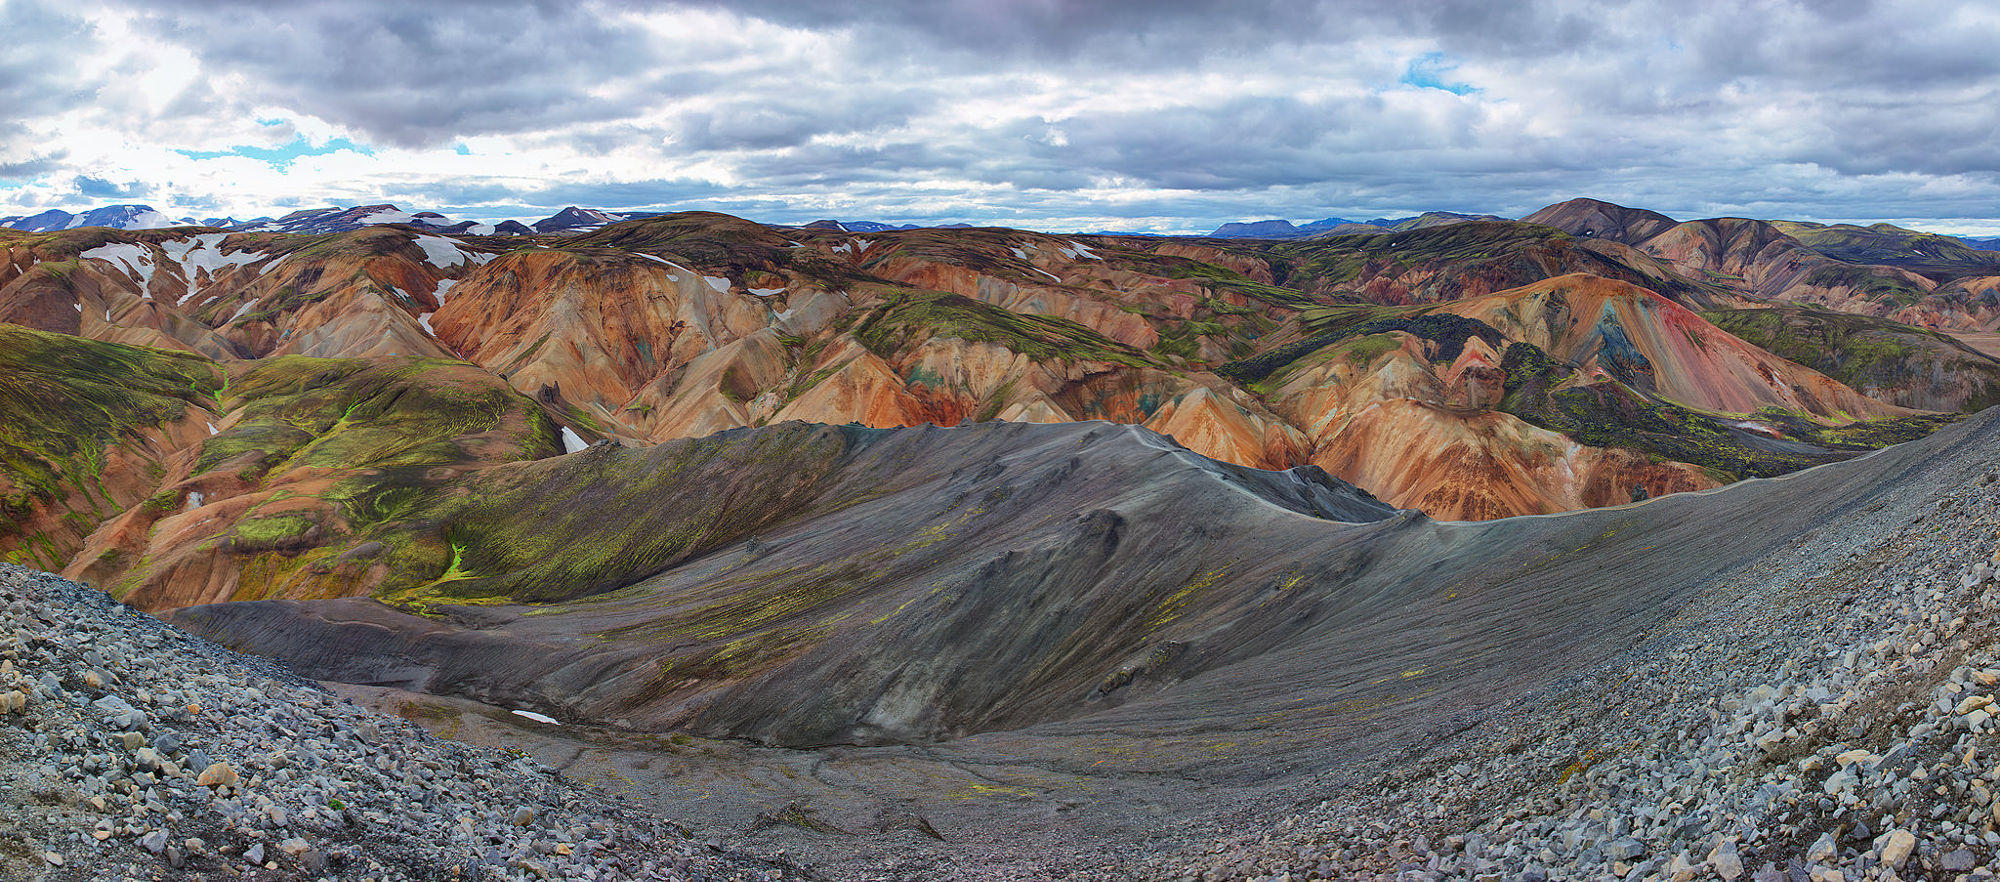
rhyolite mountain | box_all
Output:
[0,201,1984,532]
[1524,197,2000,333]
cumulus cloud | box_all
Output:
[0,0,1995,234]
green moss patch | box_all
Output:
[1704,305,2000,412]
[853,290,1156,368]
[0,324,221,560]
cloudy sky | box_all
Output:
[2,0,1997,234]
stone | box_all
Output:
[277,837,310,857]
[139,829,167,855]
[196,762,239,788]
[1807,832,1837,863]
[1834,749,1875,767]
[1940,848,1976,871]
[243,842,264,865]
[1605,839,1646,861]
[1878,829,1916,868]
[1710,842,1744,881]
[512,806,537,826]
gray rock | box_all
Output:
[1604,838,1645,861]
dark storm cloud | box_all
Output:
[667,93,937,152]
[131,0,658,146]
[7,0,2000,231]
[0,154,66,180]
[73,176,151,199]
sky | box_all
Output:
[1,0,1998,235]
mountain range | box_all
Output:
[1207,211,1509,238]
[6,194,2000,877]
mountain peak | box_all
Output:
[1522,197,1679,244]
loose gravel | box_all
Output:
[0,563,813,882]
[1157,466,2000,880]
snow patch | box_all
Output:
[634,253,689,274]
[705,275,730,293]
[411,235,474,269]
[560,426,588,454]
[1010,246,1029,260]
[749,287,785,297]
[226,300,259,322]
[431,279,457,306]
[206,422,218,435]
[185,491,205,510]
[511,710,560,726]
[418,313,435,335]
[159,234,269,306]
[80,242,157,292]
[359,208,416,226]
[1066,240,1101,259]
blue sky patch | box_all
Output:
[175,136,376,168]
[1399,53,1476,95]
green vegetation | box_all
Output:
[1496,341,1960,481]
[1216,305,1503,388]
[68,354,569,602]
[371,424,863,605]
[1258,220,1715,305]
[1703,306,2000,412]
[1773,220,2000,268]
[852,290,1156,368]
[1798,264,1932,306]
[1147,257,1317,309]
[0,324,221,566]
[1271,221,1568,288]
[197,356,549,481]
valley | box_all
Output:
[4,199,2000,880]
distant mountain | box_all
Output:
[237,204,459,235]
[1210,219,1309,238]
[435,219,536,236]
[529,206,669,233]
[802,219,967,233]
[1208,212,1506,239]
[532,206,624,233]
[1965,237,2000,251]
[1209,217,1369,238]
[0,204,184,232]
[1770,220,2000,268]
[1522,197,1679,244]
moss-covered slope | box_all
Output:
[66,354,565,609]
[1703,305,2000,412]
[0,324,220,568]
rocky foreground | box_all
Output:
[1158,463,2000,880]
[0,563,808,881]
